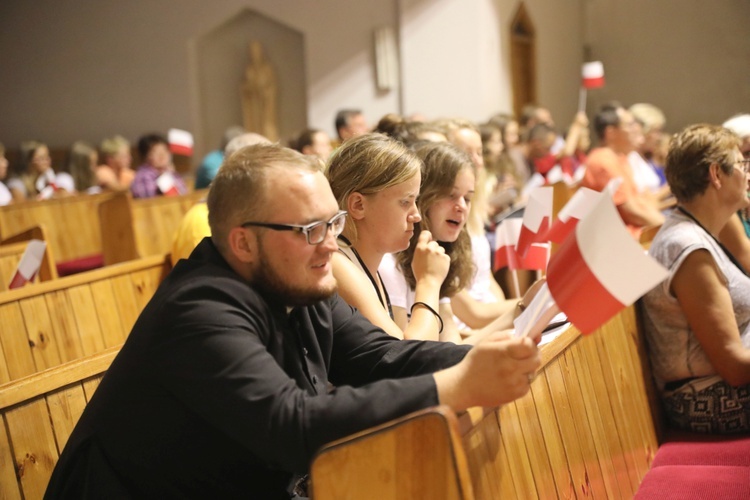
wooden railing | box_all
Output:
[0,347,119,500]
[311,306,660,499]
[0,192,116,263]
[0,254,169,383]
[99,190,207,265]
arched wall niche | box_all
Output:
[191,8,306,157]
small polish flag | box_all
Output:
[544,187,601,243]
[8,240,47,289]
[168,128,194,156]
[582,61,605,89]
[157,171,181,197]
[517,187,552,258]
[494,218,549,272]
[546,192,667,334]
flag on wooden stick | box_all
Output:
[8,240,47,289]
[515,193,667,340]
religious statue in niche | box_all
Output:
[240,40,279,142]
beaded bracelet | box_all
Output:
[410,301,444,334]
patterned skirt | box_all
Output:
[663,380,750,434]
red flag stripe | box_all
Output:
[545,217,579,244]
[546,230,623,335]
[517,216,550,258]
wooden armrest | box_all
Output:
[310,405,474,499]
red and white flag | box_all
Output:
[517,186,552,258]
[544,187,601,243]
[582,61,605,89]
[157,171,181,197]
[8,240,46,289]
[494,218,549,272]
[545,192,667,334]
[168,128,194,156]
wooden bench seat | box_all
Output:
[0,346,119,500]
[0,254,169,383]
[99,190,207,265]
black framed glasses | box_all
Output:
[241,210,348,245]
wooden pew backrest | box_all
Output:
[0,254,169,383]
[0,346,118,500]
[0,192,116,263]
[0,225,59,291]
[311,405,475,499]
[100,190,207,266]
[311,306,662,500]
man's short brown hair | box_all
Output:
[207,144,319,254]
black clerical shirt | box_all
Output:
[45,238,470,499]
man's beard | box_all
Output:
[250,242,337,307]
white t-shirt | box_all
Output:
[628,151,661,194]
[0,182,11,206]
[641,210,750,391]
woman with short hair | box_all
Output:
[641,124,750,434]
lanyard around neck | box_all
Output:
[676,206,750,277]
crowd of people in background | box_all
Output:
[3,104,750,438]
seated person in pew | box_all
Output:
[131,133,187,198]
[0,143,12,205]
[378,141,528,344]
[170,132,270,266]
[641,124,750,434]
[45,144,541,498]
[67,141,100,193]
[96,134,135,191]
[582,103,664,239]
[12,141,75,199]
[194,125,245,189]
[327,133,451,341]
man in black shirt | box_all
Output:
[46,144,539,498]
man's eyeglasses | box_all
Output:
[734,159,750,176]
[241,210,348,245]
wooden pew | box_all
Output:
[0,346,119,500]
[311,306,661,499]
[0,304,659,499]
[0,192,116,266]
[0,254,169,383]
[99,190,207,265]
[0,225,59,291]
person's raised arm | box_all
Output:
[433,331,539,411]
[403,230,451,341]
[672,249,750,386]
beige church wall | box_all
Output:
[0,0,400,160]
[399,0,510,122]
[584,0,750,132]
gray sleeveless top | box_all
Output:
[641,210,750,392]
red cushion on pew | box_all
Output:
[651,433,750,467]
[56,254,105,277]
[635,465,750,499]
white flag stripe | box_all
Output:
[522,187,553,231]
[575,195,668,305]
[17,240,46,278]
[495,218,522,246]
[168,128,194,147]
[557,187,601,223]
[582,61,604,79]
